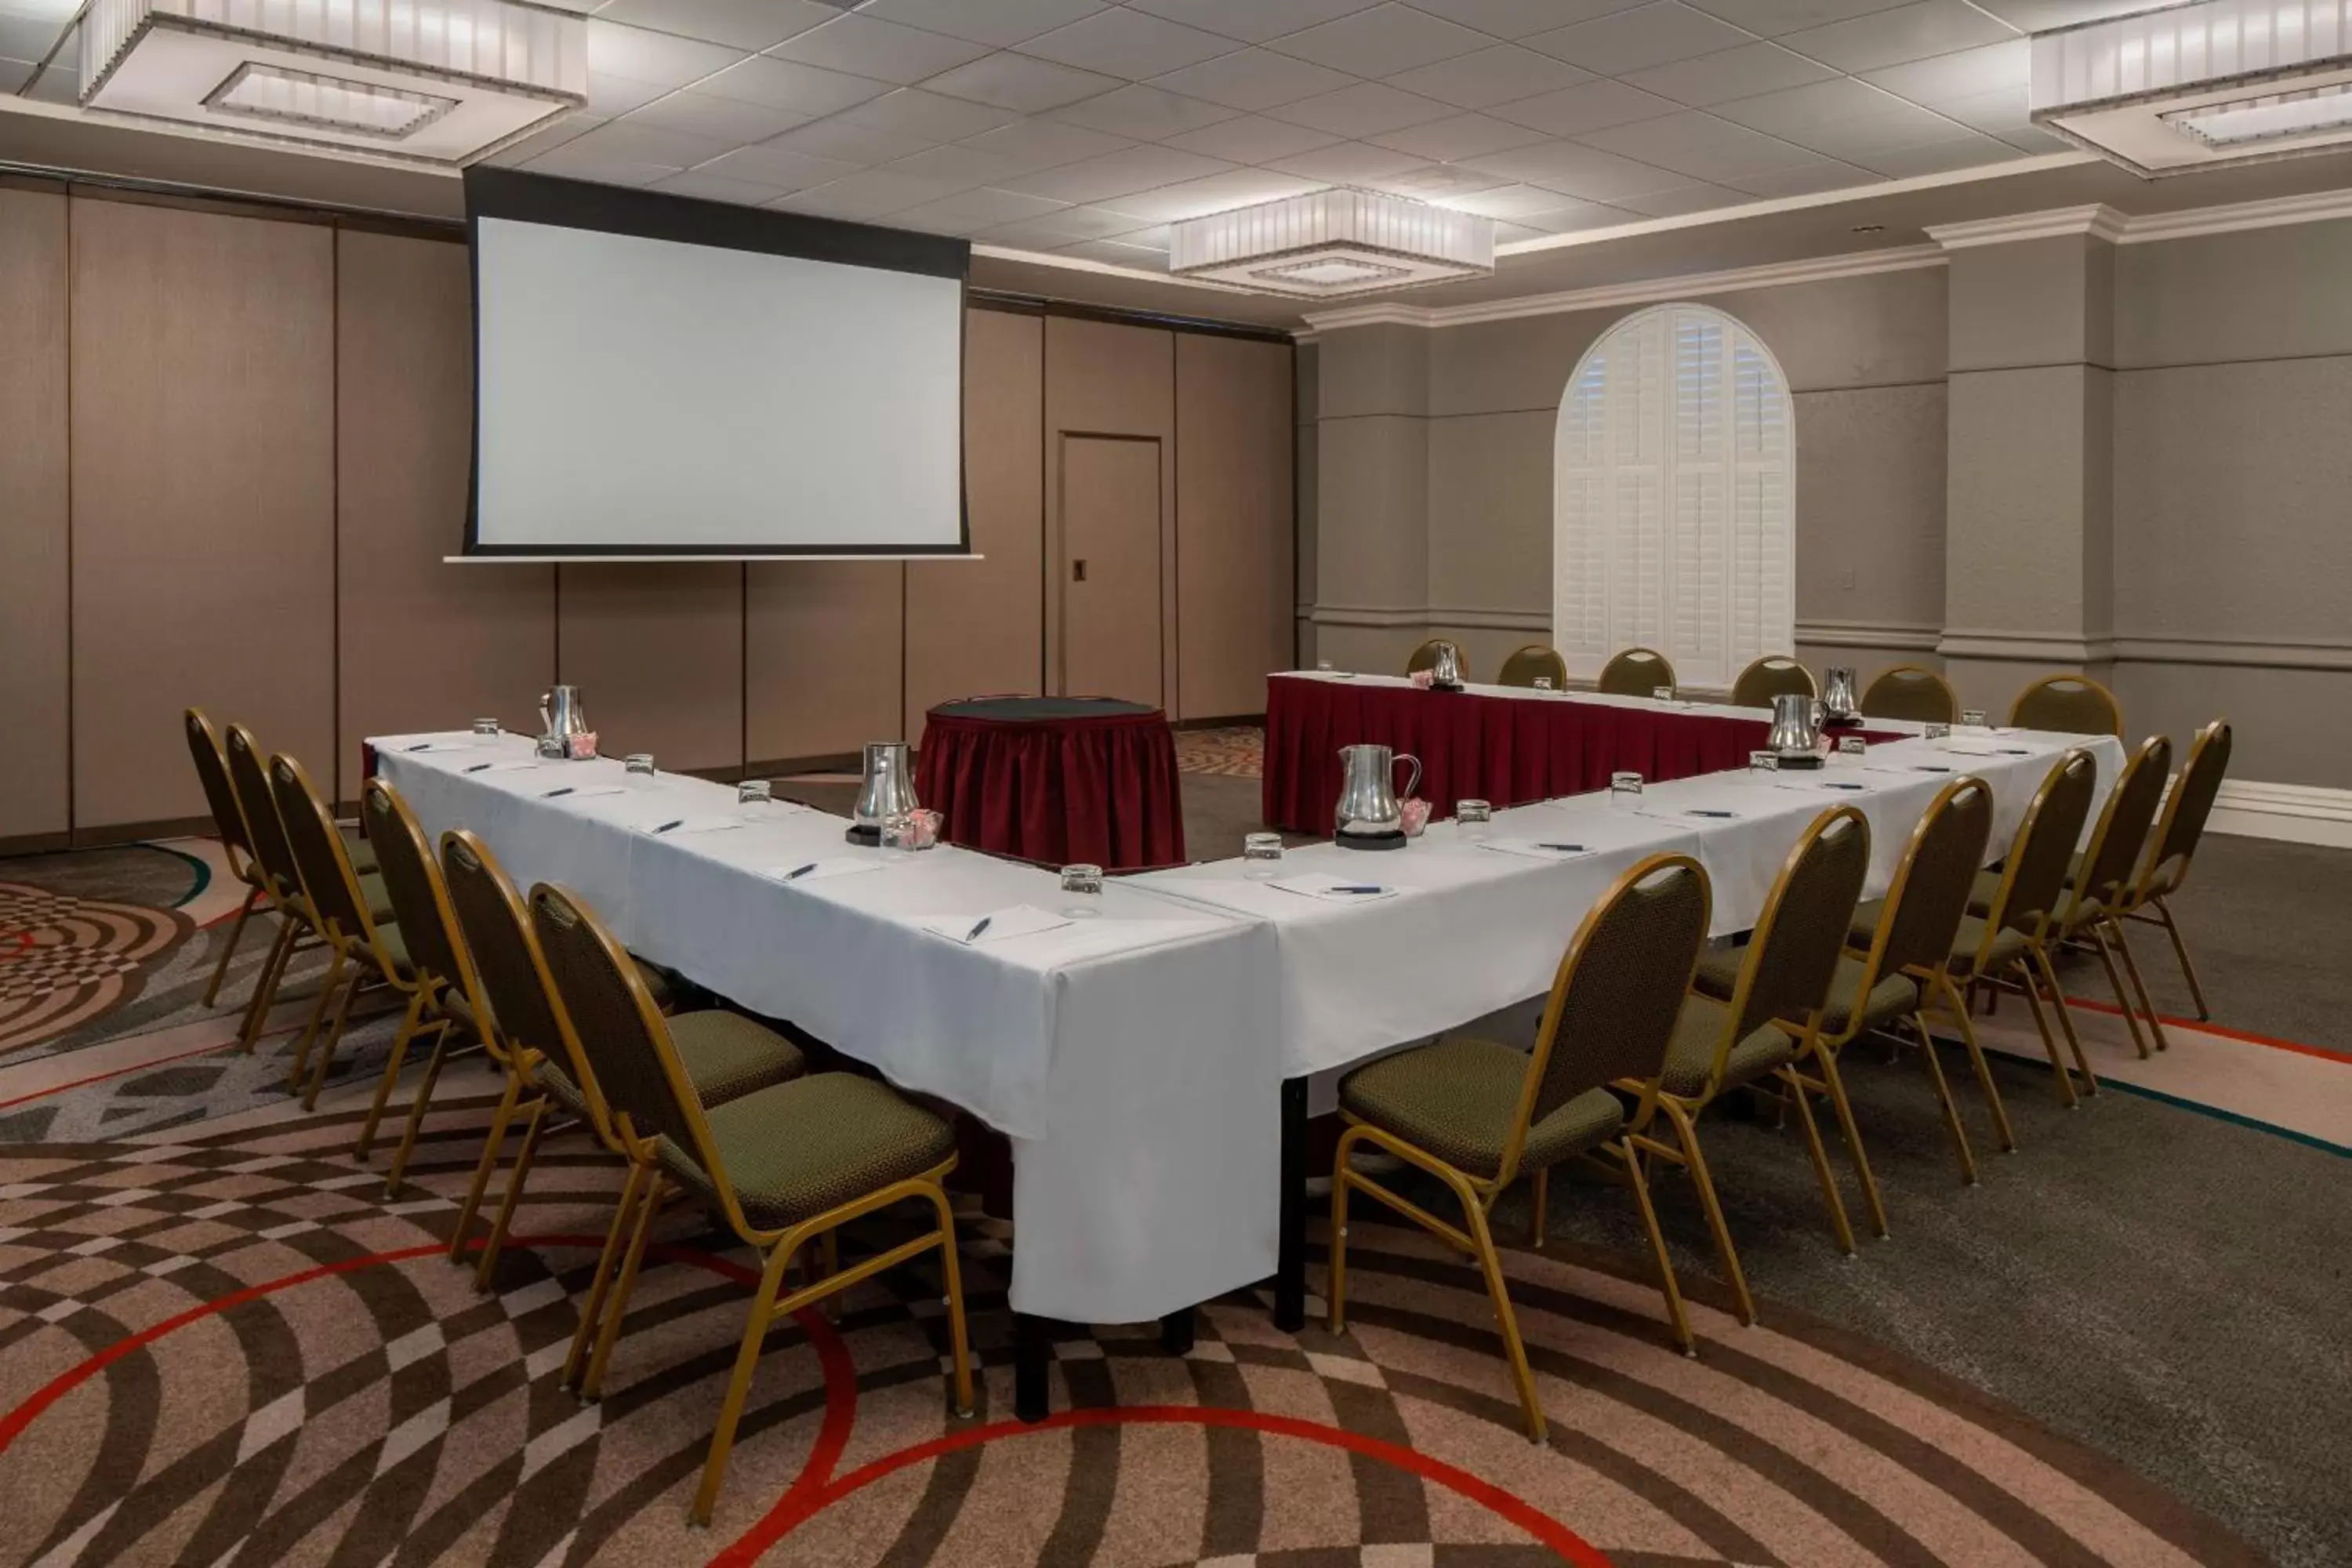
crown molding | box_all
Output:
[2114,185,2352,244]
[1925,203,2129,249]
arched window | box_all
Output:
[1553,303,1794,694]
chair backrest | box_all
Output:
[1860,666,1958,725]
[1857,778,1994,985]
[1730,655,1816,709]
[223,722,303,904]
[440,831,607,1128]
[2010,673,2122,737]
[1504,853,1709,1177]
[1598,646,1675,698]
[531,883,743,1222]
[1406,637,1463,677]
[183,709,256,869]
[2060,735,2173,929]
[360,779,470,999]
[1712,808,1872,1074]
[267,753,382,956]
[1975,748,2099,952]
[1496,644,1567,689]
[2140,720,2231,899]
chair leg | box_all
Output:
[583,1174,663,1400]
[1809,1044,1887,1240]
[1326,1127,1360,1335]
[2033,946,2100,1097]
[1936,975,2016,1154]
[2107,918,2171,1054]
[2005,960,2077,1108]
[354,989,430,1162]
[303,970,372,1112]
[203,887,261,1008]
[922,1183,977,1419]
[1777,1067,1855,1256]
[1908,1014,1979,1185]
[285,949,347,1088]
[236,919,297,1051]
[474,1095,550,1293]
[1657,1098,1755,1327]
[689,1242,794,1526]
[2088,926,2153,1059]
[1526,1166,1549,1248]
[1619,1142,1695,1355]
[450,1069,526,1264]
[385,1026,454,1198]
[2151,897,2212,1021]
[564,1158,648,1392]
[1455,1174,1544,1444]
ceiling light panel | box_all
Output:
[1170,185,1494,296]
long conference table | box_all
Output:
[377,677,2122,1419]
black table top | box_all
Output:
[931,695,1160,722]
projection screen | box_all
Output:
[465,168,970,557]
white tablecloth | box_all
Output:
[376,738,1279,1326]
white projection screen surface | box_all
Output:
[466,169,971,557]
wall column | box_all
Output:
[1936,219,2117,713]
[1308,323,1430,673]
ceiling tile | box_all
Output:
[1775,0,2016,73]
[586,73,673,115]
[958,117,1138,170]
[584,21,744,90]
[837,87,1023,139]
[1428,180,1588,217]
[765,13,990,84]
[778,168,966,218]
[1147,47,1358,113]
[895,187,1073,227]
[524,147,677,187]
[764,116,938,165]
[1018,7,1241,77]
[1265,140,1430,180]
[1860,37,2024,104]
[1772,103,1971,161]
[1512,200,1643,232]
[1098,167,1325,220]
[626,90,813,143]
[1725,158,1876,194]
[1054,238,1171,269]
[1263,79,1454,136]
[1409,0,1650,38]
[1526,2,1759,74]
[1713,76,1896,134]
[924,51,1123,111]
[1160,113,1343,161]
[1488,220,1548,243]
[859,0,1110,48]
[1491,78,1680,136]
[1123,0,1384,46]
[592,0,835,52]
[1622,40,1836,105]
[1367,110,1551,161]
[1267,3,1494,78]
[648,169,792,205]
[481,114,608,168]
[1965,0,2159,27]
[1053,84,1241,138]
[998,143,1236,201]
[697,55,891,114]
[1611,180,1748,215]
[0,11,68,66]
[697,141,862,189]
[1360,162,1512,198]
[887,142,1036,190]
[1457,138,1689,198]
[1928,82,2048,144]
[981,205,1155,245]
[561,118,733,169]
[1681,0,1908,35]
[1853,132,2018,177]
[1574,108,1823,180]
[1381,45,1592,111]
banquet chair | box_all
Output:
[223,724,392,1057]
[1406,637,1465,677]
[1730,655,1816,709]
[1627,807,1868,1326]
[437,831,800,1310]
[2010,673,2122,736]
[1860,666,1958,725]
[1598,646,1675,698]
[1328,853,1711,1443]
[529,882,971,1525]
[1497,644,1568,688]
[2120,720,2233,1021]
[183,710,272,1008]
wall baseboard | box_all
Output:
[2208,779,2352,849]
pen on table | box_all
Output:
[964,916,992,942]
[1821,782,1865,790]
[1331,884,1385,894]
[465,761,493,772]
[1537,843,1585,853]
[784,862,818,880]
[404,742,432,752]
[1687,809,1737,818]
[651,818,684,835]
[542,786,575,798]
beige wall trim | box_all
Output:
[1307,602,1548,630]
[1930,190,2352,252]
[1926,205,2129,249]
[1300,244,1946,336]
[2111,636,2352,672]
[2208,779,2352,848]
[1937,630,2118,662]
[1795,619,1943,651]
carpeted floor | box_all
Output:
[3,739,2349,1566]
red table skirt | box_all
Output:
[1264,677,1892,834]
[918,699,1187,872]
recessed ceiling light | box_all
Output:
[1850,223,1885,233]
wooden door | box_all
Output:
[1058,434,1163,705]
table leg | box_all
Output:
[1014,1312,1052,1424]
[1274,1076,1308,1333]
[1160,1306,1196,1356]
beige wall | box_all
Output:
[0,188,70,843]
[1178,333,1295,719]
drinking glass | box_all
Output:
[737,779,772,819]
[1749,750,1780,776]
[1610,771,1644,809]
[1531,676,1554,691]
[1242,833,1284,878]
[1456,799,1492,840]
[1652,685,1675,703]
[1316,659,1335,673]
[624,753,657,787]
[471,718,501,746]
[1060,863,1105,918]
[1960,709,1988,730]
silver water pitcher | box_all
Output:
[1334,743,1421,848]
[849,741,920,846]
[1767,692,1824,770]
[1432,642,1465,688]
[1821,665,1862,725]
[539,684,588,740]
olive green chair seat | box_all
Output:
[1660,994,1794,1098]
[283,872,394,929]
[341,826,378,876]
[1339,1036,1624,1181]
[1696,947,1913,1037]
[660,1072,955,1230]
[1848,898,2032,978]
[536,1008,805,1116]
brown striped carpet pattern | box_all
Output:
[0,1065,2262,1568]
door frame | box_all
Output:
[1051,430,1167,706]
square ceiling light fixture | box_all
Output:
[2031,0,2352,174]
[1169,188,1494,299]
[81,0,586,164]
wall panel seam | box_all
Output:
[2112,350,2352,374]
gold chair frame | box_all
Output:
[2047,735,2176,1060]
[2009,673,2123,736]
[1729,655,1817,709]
[1497,644,1568,689]
[183,710,272,1010]
[1859,666,1959,726]
[2119,720,2232,1022]
[1597,646,1677,698]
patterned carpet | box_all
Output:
[1173,728,1265,780]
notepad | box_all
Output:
[633,815,741,837]
[766,858,884,884]
[1477,838,1594,861]
[539,783,624,800]
[919,905,1074,946]
[460,759,540,775]
[1269,873,1399,902]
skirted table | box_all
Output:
[917,696,1188,872]
[1264,671,1900,834]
